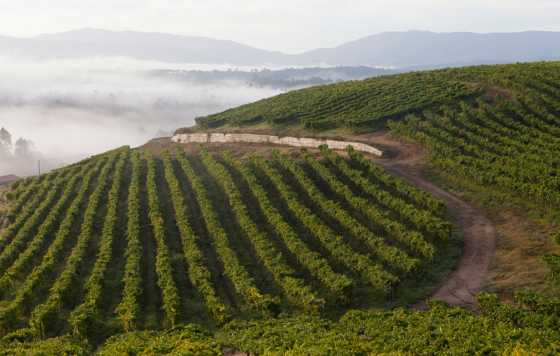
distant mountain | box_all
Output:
[1,29,560,68]
[297,31,560,68]
[0,28,289,65]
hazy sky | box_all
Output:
[1,1,560,53]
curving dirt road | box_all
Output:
[367,132,496,311]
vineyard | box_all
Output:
[390,97,560,207]
[188,61,560,133]
[186,61,560,277]
[2,61,560,353]
[3,293,560,354]
[0,145,453,344]
[190,70,479,131]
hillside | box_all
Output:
[0,145,457,340]
[190,61,560,293]
[0,176,18,187]
[189,69,478,131]
[190,62,558,131]
[1,61,560,353]
[188,62,560,213]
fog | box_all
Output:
[0,57,281,176]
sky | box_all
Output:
[2,0,560,53]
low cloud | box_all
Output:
[0,57,280,176]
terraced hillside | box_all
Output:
[0,145,454,342]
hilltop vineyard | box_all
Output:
[0,146,451,339]
[193,71,478,130]
[189,62,560,133]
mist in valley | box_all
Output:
[0,57,281,176]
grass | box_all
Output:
[422,165,560,299]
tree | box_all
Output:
[0,127,12,160]
[14,138,36,159]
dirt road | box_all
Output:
[368,132,496,311]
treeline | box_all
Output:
[155,66,393,89]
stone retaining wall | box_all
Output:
[171,133,383,156]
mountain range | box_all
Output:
[1,28,560,69]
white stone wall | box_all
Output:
[209,133,227,143]
[171,133,383,156]
[172,133,208,143]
